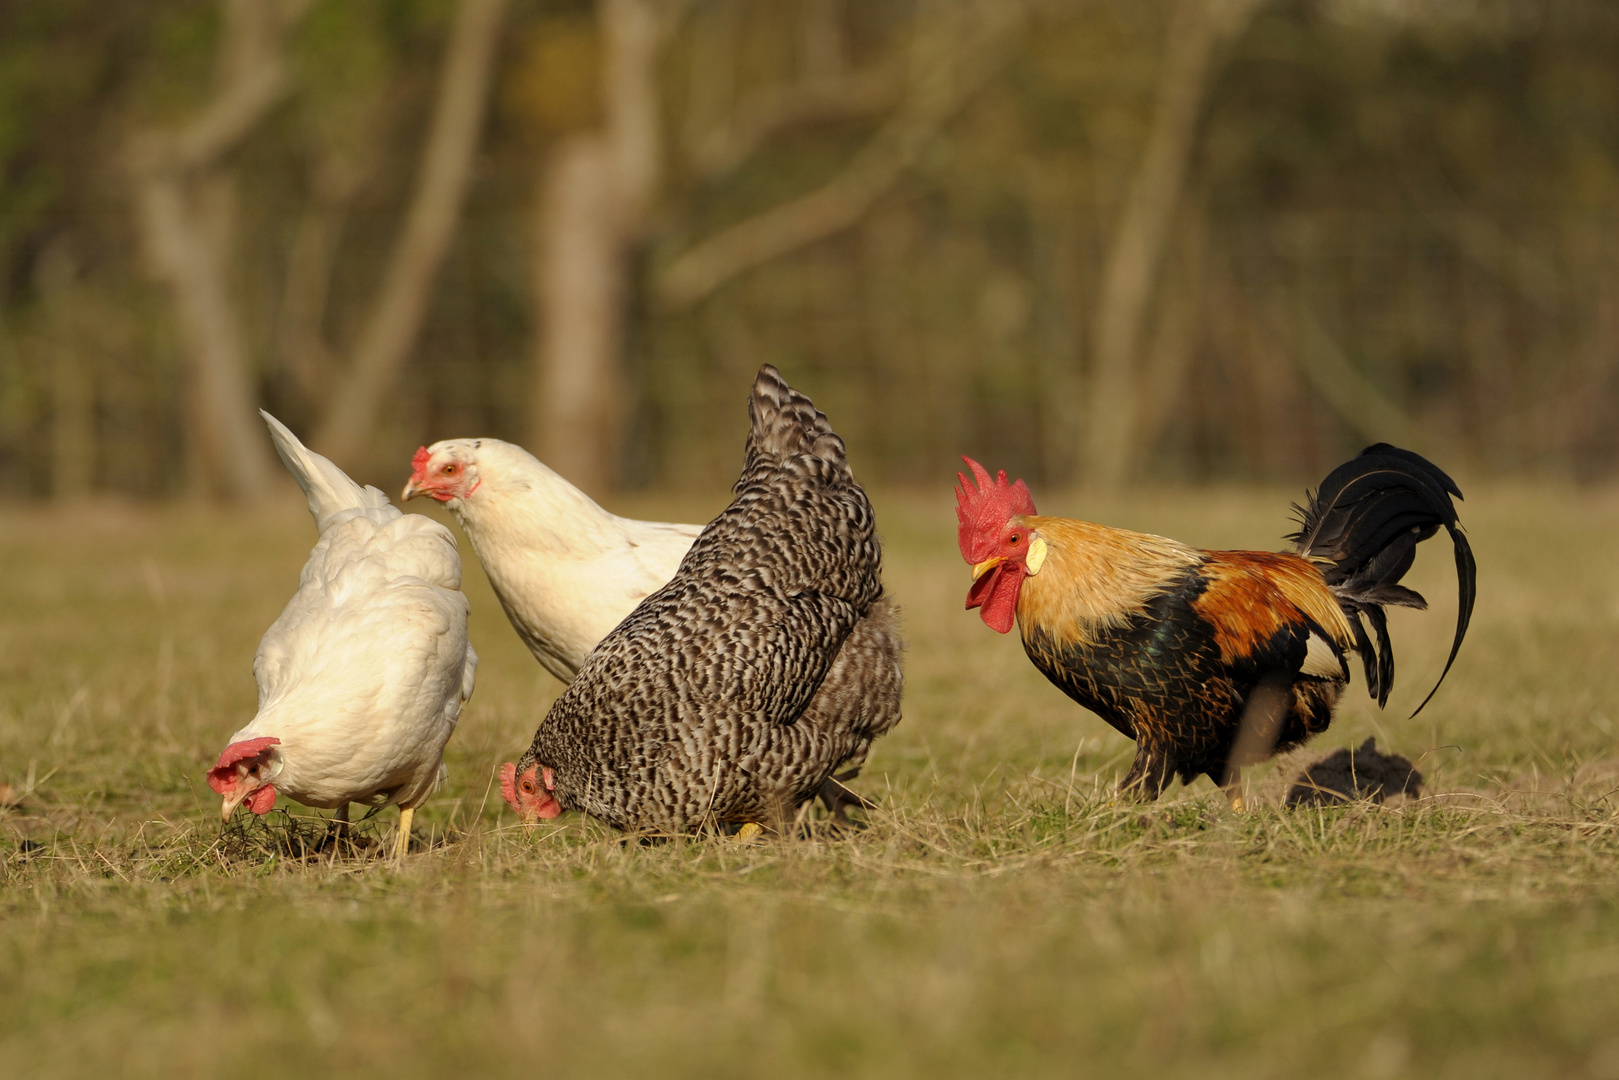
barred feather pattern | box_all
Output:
[515,365,903,833]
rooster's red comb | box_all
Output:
[955,456,1036,563]
[410,446,432,483]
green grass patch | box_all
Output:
[3,484,1619,1078]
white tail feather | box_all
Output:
[260,411,392,533]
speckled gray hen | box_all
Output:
[503,365,903,834]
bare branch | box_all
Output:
[127,0,314,499]
[1081,0,1265,487]
[173,66,292,172]
[314,0,509,464]
[132,0,307,177]
[686,63,902,181]
[276,187,354,402]
[1285,291,1417,446]
[654,0,1028,312]
[37,245,95,501]
[1445,212,1563,314]
[137,176,276,497]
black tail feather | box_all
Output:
[1418,525,1476,716]
[1345,612,1381,703]
[1288,443,1477,716]
[1365,604,1394,708]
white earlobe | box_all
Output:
[1026,534,1047,576]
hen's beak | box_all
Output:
[971,556,1003,581]
[219,782,254,822]
[400,478,422,502]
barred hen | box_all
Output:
[956,445,1475,802]
[500,366,903,834]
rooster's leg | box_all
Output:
[392,806,414,860]
[1119,747,1174,801]
[1221,671,1292,812]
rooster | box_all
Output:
[208,413,478,858]
[955,445,1475,802]
[499,365,904,834]
[401,438,700,683]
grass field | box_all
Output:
[3,480,1618,1079]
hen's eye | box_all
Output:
[520,778,535,794]
[443,464,458,476]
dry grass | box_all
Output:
[3,482,1619,1079]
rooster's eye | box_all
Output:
[1009,534,1021,545]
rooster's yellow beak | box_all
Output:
[971,556,1003,582]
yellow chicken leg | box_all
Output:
[1223,771,1247,813]
[393,806,414,860]
[734,822,764,843]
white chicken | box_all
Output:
[401,439,700,682]
[207,412,478,860]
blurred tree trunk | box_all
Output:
[1131,194,1208,469]
[534,137,628,495]
[37,244,94,500]
[277,163,366,404]
[1280,266,1415,448]
[129,0,305,500]
[534,0,1017,492]
[531,0,663,494]
[1081,0,1262,489]
[314,0,508,468]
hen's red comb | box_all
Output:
[955,456,1036,564]
[410,446,432,484]
[498,762,519,812]
[206,737,281,795]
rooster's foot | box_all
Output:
[1222,782,1248,813]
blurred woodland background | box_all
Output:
[0,0,1615,500]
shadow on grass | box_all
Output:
[217,808,465,866]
